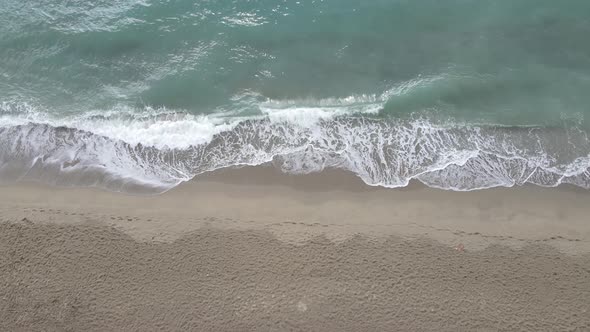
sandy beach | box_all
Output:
[1,167,590,331]
[4,1,590,331]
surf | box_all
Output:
[1,100,589,194]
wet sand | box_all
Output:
[1,167,590,331]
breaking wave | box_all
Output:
[1,101,589,194]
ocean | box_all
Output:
[1,0,590,193]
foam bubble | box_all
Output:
[1,100,589,193]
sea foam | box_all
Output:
[1,100,589,193]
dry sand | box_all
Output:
[1,167,590,331]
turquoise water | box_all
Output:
[1,0,590,192]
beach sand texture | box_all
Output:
[1,168,590,331]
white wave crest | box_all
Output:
[1,100,590,193]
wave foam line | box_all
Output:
[0,89,394,150]
[1,111,589,193]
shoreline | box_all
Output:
[1,166,589,253]
[2,166,590,330]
